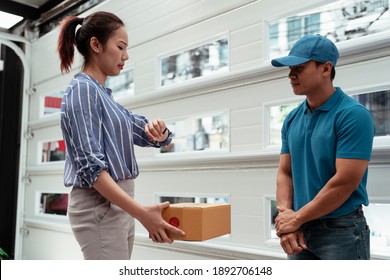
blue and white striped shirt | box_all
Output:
[61,73,171,188]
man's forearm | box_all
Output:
[276,174,294,209]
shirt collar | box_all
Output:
[76,72,112,97]
[304,87,343,114]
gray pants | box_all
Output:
[68,179,135,260]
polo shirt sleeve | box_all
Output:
[336,105,375,160]
[280,119,290,155]
[63,81,108,187]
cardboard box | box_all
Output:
[162,203,231,241]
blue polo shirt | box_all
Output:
[281,87,375,218]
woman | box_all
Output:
[57,11,184,260]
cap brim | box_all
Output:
[271,56,310,67]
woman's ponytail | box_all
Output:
[57,16,83,73]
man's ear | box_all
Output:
[322,61,333,76]
[89,37,100,53]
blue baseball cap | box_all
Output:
[271,34,339,67]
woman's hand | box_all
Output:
[93,171,184,243]
[137,201,185,243]
[145,119,170,142]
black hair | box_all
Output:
[57,11,124,73]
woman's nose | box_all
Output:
[123,50,129,61]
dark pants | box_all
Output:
[288,207,370,260]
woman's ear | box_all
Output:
[89,37,100,53]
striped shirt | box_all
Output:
[60,73,171,188]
